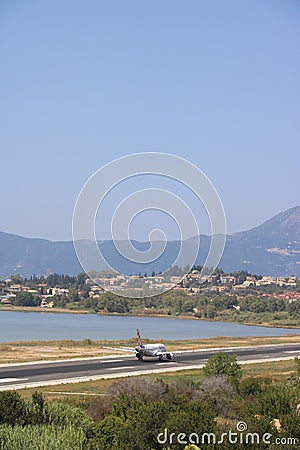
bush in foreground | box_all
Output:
[0,424,86,450]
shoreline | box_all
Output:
[0,306,91,314]
[1,305,300,330]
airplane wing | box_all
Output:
[103,346,135,353]
[157,350,190,357]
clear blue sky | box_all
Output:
[0,0,299,241]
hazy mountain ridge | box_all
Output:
[220,206,300,276]
[0,206,299,278]
[235,206,300,241]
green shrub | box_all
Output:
[0,424,85,450]
[248,382,297,419]
[203,352,242,385]
[0,391,26,426]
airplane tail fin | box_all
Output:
[137,328,143,350]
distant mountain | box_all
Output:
[235,206,300,241]
[219,206,300,276]
[0,232,81,279]
[0,206,300,279]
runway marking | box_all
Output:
[100,359,124,363]
[0,378,28,383]
[284,351,300,354]
[108,366,132,371]
[155,362,176,365]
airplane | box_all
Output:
[104,329,174,361]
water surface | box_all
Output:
[0,311,299,342]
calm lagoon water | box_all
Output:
[0,311,299,342]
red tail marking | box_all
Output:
[137,328,142,350]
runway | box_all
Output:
[0,343,299,390]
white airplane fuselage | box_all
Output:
[135,343,173,360]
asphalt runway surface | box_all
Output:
[0,343,299,390]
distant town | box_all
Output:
[1,268,300,327]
